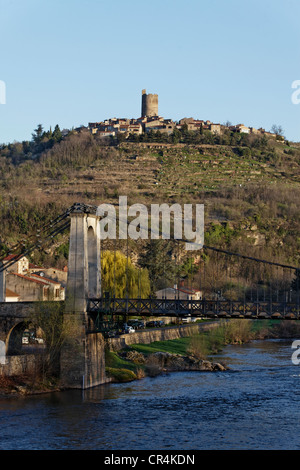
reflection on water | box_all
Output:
[1,339,300,450]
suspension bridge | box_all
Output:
[0,202,299,388]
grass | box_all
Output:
[130,320,269,358]
[105,349,138,371]
[105,338,193,382]
[130,338,190,356]
[105,349,146,382]
[105,367,137,383]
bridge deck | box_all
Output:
[87,298,300,320]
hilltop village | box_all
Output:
[87,89,278,141]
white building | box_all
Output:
[155,285,202,301]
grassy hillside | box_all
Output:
[1,127,300,276]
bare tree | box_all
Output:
[271,124,284,136]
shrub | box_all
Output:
[105,367,137,382]
[188,334,209,359]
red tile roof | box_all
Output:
[5,288,20,297]
[3,254,22,261]
[29,274,60,285]
[8,273,51,286]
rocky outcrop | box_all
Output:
[147,352,227,372]
[121,350,227,376]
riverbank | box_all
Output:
[1,319,300,394]
[0,374,61,397]
[104,319,300,383]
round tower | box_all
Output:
[141,89,158,117]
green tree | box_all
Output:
[52,124,62,142]
[101,250,150,298]
[32,124,44,144]
[138,239,175,294]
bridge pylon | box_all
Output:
[60,209,108,389]
[65,210,101,313]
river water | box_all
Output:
[1,339,300,450]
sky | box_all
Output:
[0,0,300,143]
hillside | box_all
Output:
[1,127,300,274]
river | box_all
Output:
[0,339,300,450]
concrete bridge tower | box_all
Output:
[60,208,108,389]
[141,89,158,117]
[65,210,101,314]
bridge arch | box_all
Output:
[6,321,45,356]
[6,321,28,355]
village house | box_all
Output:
[88,118,142,138]
[28,264,68,287]
[88,108,277,141]
[155,285,202,301]
[178,118,222,135]
[2,255,65,302]
[230,124,250,134]
[5,288,20,302]
[144,117,176,135]
[87,89,279,141]
[6,272,64,301]
[4,254,29,274]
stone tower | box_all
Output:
[141,89,158,117]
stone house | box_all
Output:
[6,272,64,301]
[230,124,250,134]
[2,255,65,302]
[4,255,29,274]
[155,285,202,301]
[28,264,68,287]
[5,288,20,302]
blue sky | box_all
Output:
[0,0,300,143]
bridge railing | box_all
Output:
[87,297,300,320]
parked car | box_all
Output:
[35,337,44,344]
[131,321,141,329]
[125,326,135,334]
[182,316,192,323]
[122,324,135,334]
